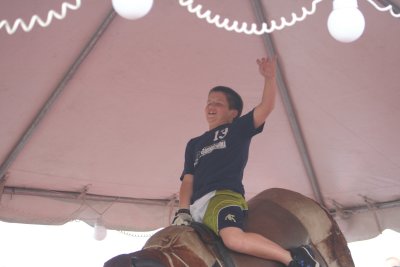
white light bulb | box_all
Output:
[112,0,154,20]
[94,219,107,241]
[327,0,365,43]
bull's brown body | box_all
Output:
[104,188,354,267]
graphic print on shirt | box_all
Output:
[213,128,228,141]
[194,127,229,167]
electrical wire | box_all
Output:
[1,0,398,36]
[178,0,324,34]
[0,0,81,35]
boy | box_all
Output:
[172,57,320,267]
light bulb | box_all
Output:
[111,0,153,20]
[94,219,107,241]
[327,0,365,43]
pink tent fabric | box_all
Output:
[1,0,399,242]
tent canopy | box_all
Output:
[1,0,399,242]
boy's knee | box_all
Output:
[220,228,245,252]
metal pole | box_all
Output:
[378,0,400,13]
[2,186,175,207]
[250,0,325,206]
[3,185,400,215]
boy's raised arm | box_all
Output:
[253,56,278,129]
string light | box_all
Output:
[0,0,81,35]
[327,0,365,43]
[177,0,323,34]
[111,0,154,20]
[1,0,399,40]
[94,218,107,241]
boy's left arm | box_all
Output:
[253,56,278,129]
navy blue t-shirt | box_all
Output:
[180,109,264,203]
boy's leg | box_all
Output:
[203,190,291,264]
[202,190,320,267]
[219,223,320,267]
[219,226,293,265]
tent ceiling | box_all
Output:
[1,0,400,242]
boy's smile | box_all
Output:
[205,91,238,130]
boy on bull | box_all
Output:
[172,56,320,267]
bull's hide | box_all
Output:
[104,188,354,267]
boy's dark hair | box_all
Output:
[209,86,243,119]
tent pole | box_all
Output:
[250,0,325,206]
[3,185,400,216]
[377,0,400,13]
[0,8,116,183]
[2,186,175,206]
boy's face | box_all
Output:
[205,91,238,130]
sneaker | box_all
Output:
[289,245,320,267]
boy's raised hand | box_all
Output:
[257,56,277,80]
